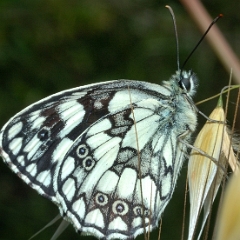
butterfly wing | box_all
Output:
[54,94,188,239]
[0,81,169,198]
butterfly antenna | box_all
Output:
[166,5,180,71]
[181,14,223,70]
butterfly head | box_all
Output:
[174,70,198,97]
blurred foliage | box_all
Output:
[0,0,239,240]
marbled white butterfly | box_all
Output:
[0,71,197,239]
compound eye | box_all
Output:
[179,70,197,94]
[180,76,191,91]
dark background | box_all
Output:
[0,0,239,239]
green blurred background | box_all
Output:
[0,0,239,239]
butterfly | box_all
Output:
[0,70,197,239]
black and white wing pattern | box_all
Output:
[0,71,198,239]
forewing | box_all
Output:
[0,80,169,203]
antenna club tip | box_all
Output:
[165,5,170,8]
[219,13,224,17]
